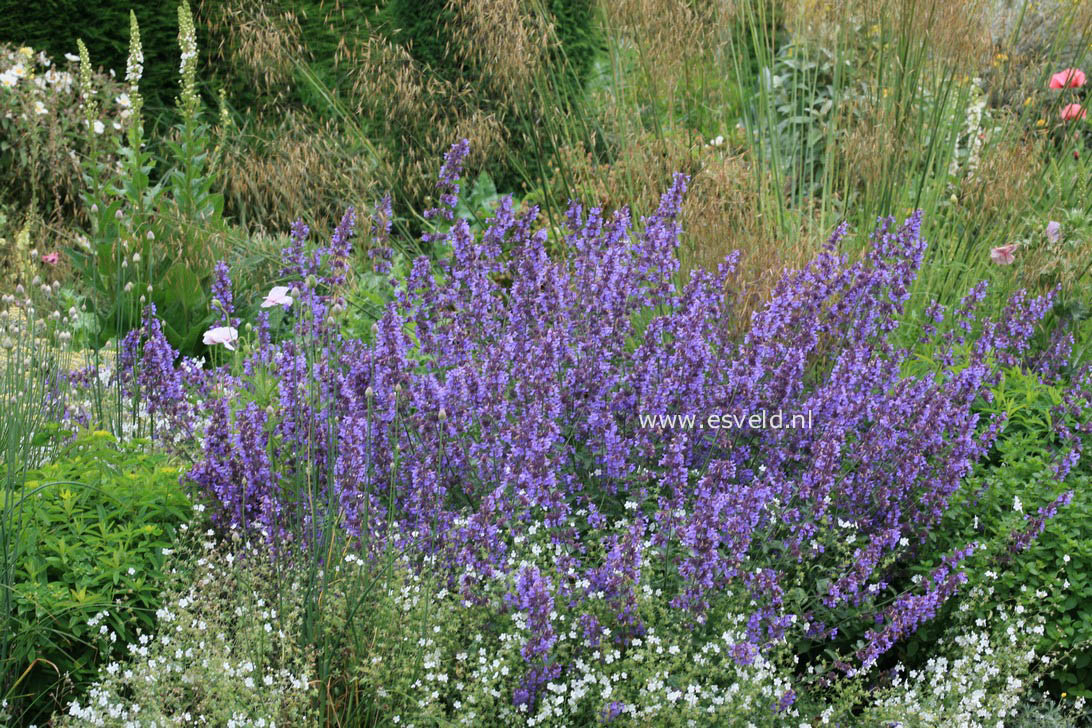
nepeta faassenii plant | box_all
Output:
[127,141,1079,714]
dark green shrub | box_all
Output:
[1,429,192,725]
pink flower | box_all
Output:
[260,285,293,308]
[202,325,238,350]
[990,243,1017,265]
[1050,68,1087,89]
[40,251,59,265]
[1045,221,1062,244]
[1060,103,1087,122]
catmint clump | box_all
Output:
[126,141,1082,714]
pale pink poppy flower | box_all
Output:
[990,244,1017,265]
[1060,103,1087,122]
[260,285,294,308]
[203,325,238,350]
[1050,68,1087,89]
[41,251,59,265]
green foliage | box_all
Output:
[52,528,317,727]
[753,41,858,204]
[2,429,191,724]
[902,361,1092,697]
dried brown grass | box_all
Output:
[215,111,383,235]
[789,0,996,71]
[343,34,507,209]
[199,0,304,102]
[445,0,555,100]
[962,125,1045,225]
[556,129,820,327]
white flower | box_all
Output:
[33,101,47,115]
[1012,496,1022,513]
[203,325,239,350]
[116,92,131,108]
[0,71,17,88]
[64,52,80,62]
[260,285,294,308]
[92,120,105,135]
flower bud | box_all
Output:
[146,230,155,241]
[365,385,374,399]
[245,322,253,332]
[91,203,99,214]
[115,208,124,220]
[124,281,134,292]
[32,276,41,287]
[132,252,141,263]
[371,322,379,336]
[0,337,13,350]
[139,295,146,304]
[438,408,447,422]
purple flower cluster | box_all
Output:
[211,261,237,327]
[163,141,1079,708]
